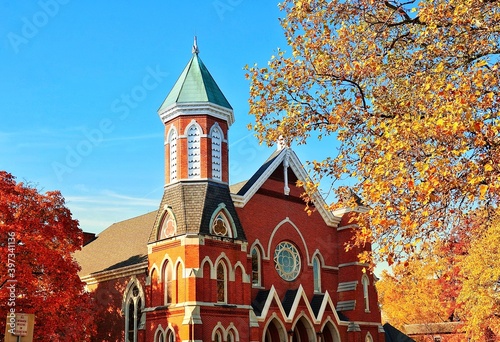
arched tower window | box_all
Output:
[365,332,373,342]
[251,247,261,286]
[313,256,321,293]
[211,210,233,238]
[216,262,227,303]
[362,274,370,312]
[123,279,145,342]
[163,261,173,305]
[168,128,178,182]
[187,123,201,179]
[158,210,176,240]
[210,124,223,181]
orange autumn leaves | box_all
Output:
[247,0,499,263]
[247,0,499,337]
[0,171,95,341]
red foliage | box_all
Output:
[0,171,96,341]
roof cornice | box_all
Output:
[80,262,148,285]
[158,102,234,126]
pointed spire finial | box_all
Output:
[192,36,199,54]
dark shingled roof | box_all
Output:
[282,289,298,316]
[310,294,324,316]
[336,311,350,321]
[233,149,283,196]
[251,290,271,316]
[149,181,246,243]
[74,211,156,277]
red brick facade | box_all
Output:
[76,50,385,342]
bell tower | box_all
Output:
[157,37,234,186]
[147,39,249,342]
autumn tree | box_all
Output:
[378,212,500,339]
[247,0,499,269]
[457,212,500,340]
[0,171,95,341]
[247,0,499,335]
[377,257,454,329]
[377,222,472,330]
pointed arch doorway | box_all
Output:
[263,317,287,342]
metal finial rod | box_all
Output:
[192,36,199,54]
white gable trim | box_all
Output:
[254,285,349,325]
[231,148,341,227]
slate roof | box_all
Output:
[310,294,324,316]
[232,149,282,196]
[251,289,271,316]
[148,181,246,243]
[158,52,232,112]
[282,289,299,315]
[74,211,156,277]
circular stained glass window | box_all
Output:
[274,241,301,281]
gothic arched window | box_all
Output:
[216,262,227,303]
[163,261,173,305]
[166,328,175,342]
[168,128,178,182]
[212,211,232,238]
[251,247,261,286]
[123,279,144,342]
[158,211,176,240]
[362,274,370,312]
[313,256,321,293]
[186,123,201,179]
[211,124,223,181]
[214,330,222,342]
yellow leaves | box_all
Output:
[457,213,500,339]
[250,0,500,303]
[476,59,488,68]
[479,184,488,200]
[435,62,445,73]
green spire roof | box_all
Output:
[159,53,232,111]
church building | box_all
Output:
[74,40,385,342]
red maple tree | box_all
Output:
[0,171,95,341]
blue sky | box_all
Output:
[1,1,340,234]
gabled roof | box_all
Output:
[231,147,341,227]
[158,53,232,112]
[74,211,156,277]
